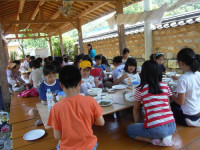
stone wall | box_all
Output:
[83,23,200,69]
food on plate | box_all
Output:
[99,101,111,105]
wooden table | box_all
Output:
[36,89,135,129]
[10,94,40,106]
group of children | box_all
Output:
[8,47,200,149]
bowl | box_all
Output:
[125,93,135,102]
[88,88,102,96]
[97,93,108,97]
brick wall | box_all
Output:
[83,23,200,69]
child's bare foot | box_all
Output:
[152,135,173,146]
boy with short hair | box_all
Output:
[79,60,99,94]
[47,65,105,150]
[38,64,62,103]
[29,60,43,88]
[112,56,125,81]
[21,55,31,70]
[94,55,106,71]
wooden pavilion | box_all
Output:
[0,0,144,109]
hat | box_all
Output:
[7,63,16,69]
[79,60,91,69]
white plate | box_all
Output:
[97,93,108,97]
[125,93,135,102]
[108,89,115,93]
[94,96,101,101]
[23,129,45,141]
[88,88,102,96]
[112,85,127,90]
[97,99,113,107]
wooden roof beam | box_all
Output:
[79,2,108,18]
[17,0,25,20]
[38,11,60,31]
[3,0,117,1]
[25,0,45,30]
[5,30,57,34]
[6,36,50,40]
[3,18,76,25]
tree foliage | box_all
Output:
[9,51,18,61]
[16,31,77,60]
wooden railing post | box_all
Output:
[59,32,64,56]
[49,36,53,56]
[77,18,84,54]
[144,0,153,60]
[116,0,126,55]
[0,25,10,110]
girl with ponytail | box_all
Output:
[171,48,200,127]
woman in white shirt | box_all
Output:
[6,60,25,88]
[172,48,200,127]
[113,57,140,85]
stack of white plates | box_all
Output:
[112,85,127,90]
[88,88,102,96]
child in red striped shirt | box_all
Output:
[127,60,176,146]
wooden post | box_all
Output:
[77,18,84,54]
[144,0,153,60]
[0,27,10,110]
[116,0,126,55]
[59,32,64,56]
[49,36,53,56]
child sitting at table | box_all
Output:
[171,48,200,127]
[79,60,99,94]
[113,57,140,85]
[36,57,43,69]
[29,60,43,88]
[150,52,166,73]
[47,65,105,150]
[127,60,176,146]
[29,64,63,126]
[112,56,125,81]
[94,55,106,71]
[38,64,62,104]
[196,54,200,71]
[122,48,130,64]
[101,55,112,72]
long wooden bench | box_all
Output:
[10,93,200,150]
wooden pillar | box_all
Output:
[144,0,153,60]
[0,28,10,110]
[116,0,126,55]
[77,18,84,54]
[49,36,53,56]
[59,32,64,56]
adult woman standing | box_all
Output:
[87,44,96,59]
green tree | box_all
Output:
[9,51,18,61]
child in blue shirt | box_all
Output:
[38,64,62,103]
[29,64,62,126]
[94,55,106,71]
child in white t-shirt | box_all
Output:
[79,60,99,94]
[113,57,140,85]
[171,48,200,127]
[112,56,125,81]
[29,60,43,88]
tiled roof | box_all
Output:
[83,10,200,43]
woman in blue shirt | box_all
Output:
[87,44,96,59]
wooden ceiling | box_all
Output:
[0,0,141,38]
